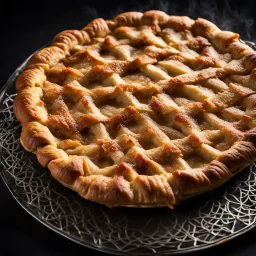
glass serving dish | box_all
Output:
[1,41,256,255]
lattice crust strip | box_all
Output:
[13,10,256,207]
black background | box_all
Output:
[1,0,256,255]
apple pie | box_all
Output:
[14,11,256,207]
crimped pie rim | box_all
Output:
[13,10,256,207]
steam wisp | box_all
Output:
[80,0,255,42]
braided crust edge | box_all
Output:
[14,10,256,207]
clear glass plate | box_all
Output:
[1,42,256,256]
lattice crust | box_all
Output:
[13,10,256,207]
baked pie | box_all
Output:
[14,10,256,207]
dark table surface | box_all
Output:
[1,0,256,255]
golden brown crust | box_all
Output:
[203,160,231,185]
[227,41,252,59]
[82,18,110,38]
[37,145,68,167]
[132,175,175,205]
[167,16,194,31]
[243,51,256,71]
[244,128,256,143]
[14,87,48,124]
[169,160,232,203]
[141,10,170,26]
[16,67,46,92]
[27,46,65,68]
[217,141,256,172]
[21,122,56,152]
[13,10,256,207]
[192,18,219,39]
[74,175,133,205]
[114,12,143,27]
[53,30,90,51]
[212,31,239,53]
[49,156,84,185]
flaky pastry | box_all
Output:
[14,10,256,207]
